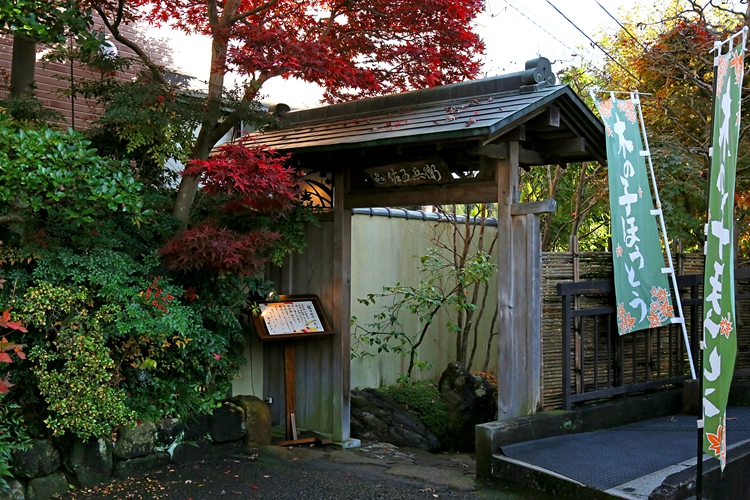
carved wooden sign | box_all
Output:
[364,157,452,188]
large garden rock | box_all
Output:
[115,422,156,460]
[12,439,60,479]
[208,404,245,443]
[113,452,171,479]
[64,436,113,487]
[231,396,271,446]
[171,439,211,464]
[438,362,497,452]
[180,414,209,441]
[0,479,25,500]
[155,418,182,449]
[350,388,440,451]
[26,472,68,500]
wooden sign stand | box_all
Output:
[251,295,334,446]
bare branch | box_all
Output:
[229,0,282,24]
[94,3,168,86]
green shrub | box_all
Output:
[380,381,449,439]
[30,320,135,440]
[0,399,30,490]
[0,120,147,227]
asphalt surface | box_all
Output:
[500,406,750,499]
[60,443,552,500]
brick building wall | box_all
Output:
[0,15,174,129]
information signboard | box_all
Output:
[252,295,334,341]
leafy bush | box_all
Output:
[0,400,30,490]
[0,120,147,227]
[30,322,135,439]
[380,381,449,439]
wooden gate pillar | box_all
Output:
[494,143,545,419]
[332,170,352,441]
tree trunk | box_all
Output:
[11,34,36,97]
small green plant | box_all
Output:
[380,381,449,439]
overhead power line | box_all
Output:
[545,0,641,83]
[595,0,646,50]
[501,0,578,56]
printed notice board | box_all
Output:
[252,294,334,341]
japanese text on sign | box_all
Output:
[259,301,324,335]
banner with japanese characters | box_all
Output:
[594,95,673,335]
[703,36,744,470]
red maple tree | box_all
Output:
[91,0,485,228]
[159,142,301,275]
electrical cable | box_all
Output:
[545,0,640,83]
[595,0,647,49]
[501,0,579,56]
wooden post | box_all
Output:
[283,342,297,439]
[331,170,352,442]
[525,213,542,412]
[496,142,543,419]
[496,144,519,420]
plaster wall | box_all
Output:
[349,214,500,389]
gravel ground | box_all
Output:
[60,444,551,500]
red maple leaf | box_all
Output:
[648,311,662,328]
[707,423,722,456]
[0,374,13,394]
[659,301,674,319]
[730,51,744,85]
[619,312,636,334]
[719,314,733,339]
[617,303,627,320]
[652,287,669,303]
[706,417,726,466]
[617,99,637,123]
[717,54,729,96]
[0,310,27,332]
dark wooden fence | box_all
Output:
[556,267,750,410]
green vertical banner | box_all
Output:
[594,95,673,335]
[703,36,744,470]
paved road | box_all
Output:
[61,443,550,500]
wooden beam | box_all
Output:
[527,106,560,129]
[470,143,508,160]
[499,125,526,142]
[539,137,586,155]
[518,148,546,166]
[344,181,499,208]
[483,106,548,145]
[472,143,546,166]
[511,199,557,215]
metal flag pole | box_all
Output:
[591,87,696,379]
[631,90,696,379]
